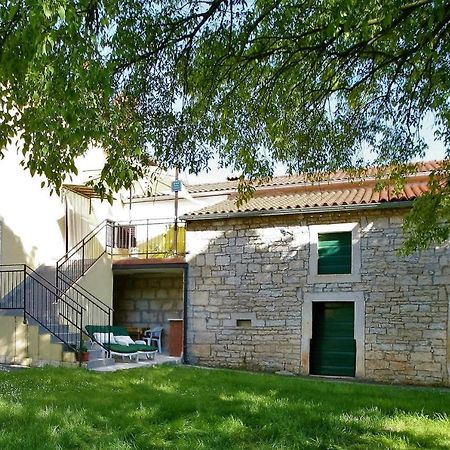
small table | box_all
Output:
[127,327,144,341]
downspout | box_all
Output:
[182,264,188,364]
[173,167,179,255]
[65,193,69,254]
[129,187,132,220]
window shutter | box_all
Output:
[318,232,352,274]
[115,226,136,249]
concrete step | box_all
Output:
[88,348,104,360]
[2,356,33,366]
[52,330,79,343]
[160,357,182,366]
[0,315,79,367]
[0,308,23,317]
[0,312,73,339]
[62,351,77,363]
[30,323,79,347]
[87,358,115,370]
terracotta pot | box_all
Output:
[76,351,89,362]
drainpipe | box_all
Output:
[182,264,188,364]
[173,167,179,255]
[65,194,69,254]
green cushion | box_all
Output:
[107,343,138,354]
[103,343,157,354]
[131,344,158,352]
[85,325,129,338]
[85,325,157,353]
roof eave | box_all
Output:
[183,200,414,222]
[129,189,237,203]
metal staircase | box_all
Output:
[0,264,84,350]
[0,222,114,358]
[0,218,183,363]
[56,220,113,292]
[55,220,114,345]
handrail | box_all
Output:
[56,220,112,290]
[113,218,186,226]
[57,219,187,293]
[110,219,186,258]
[0,264,85,313]
[0,264,87,350]
[58,271,112,314]
[54,220,114,355]
[56,219,110,266]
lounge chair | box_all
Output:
[85,325,158,361]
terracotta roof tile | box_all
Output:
[184,181,430,218]
[132,160,442,200]
[183,160,441,194]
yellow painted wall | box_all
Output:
[0,315,75,365]
[76,253,113,308]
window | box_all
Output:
[318,232,352,275]
[114,225,137,249]
[236,319,252,328]
[308,223,360,283]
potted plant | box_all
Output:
[76,341,89,362]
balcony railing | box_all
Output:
[109,219,186,259]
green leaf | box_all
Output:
[43,3,52,19]
[58,5,66,21]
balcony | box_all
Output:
[109,220,186,262]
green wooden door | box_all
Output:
[310,302,356,376]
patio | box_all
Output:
[89,353,182,372]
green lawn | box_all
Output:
[0,366,449,449]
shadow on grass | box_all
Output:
[0,366,449,449]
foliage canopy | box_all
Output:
[0,0,449,250]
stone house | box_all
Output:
[183,162,450,385]
[1,149,448,383]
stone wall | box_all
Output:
[113,272,184,351]
[185,209,450,385]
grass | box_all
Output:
[0,366,449,449]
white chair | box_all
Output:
[144,327,163,353]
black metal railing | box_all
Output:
[55,219,115,338]
[0,265,86,350]
[0,264,113,352]
[57,270,113,334]
[110,219,186,259]
[56,220,111,292]
[56,219,186,291]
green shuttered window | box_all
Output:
[318,232,352,274]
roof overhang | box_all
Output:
[63,184,102,199]
[183,200,414,222]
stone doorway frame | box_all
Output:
[301,292,365,377]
